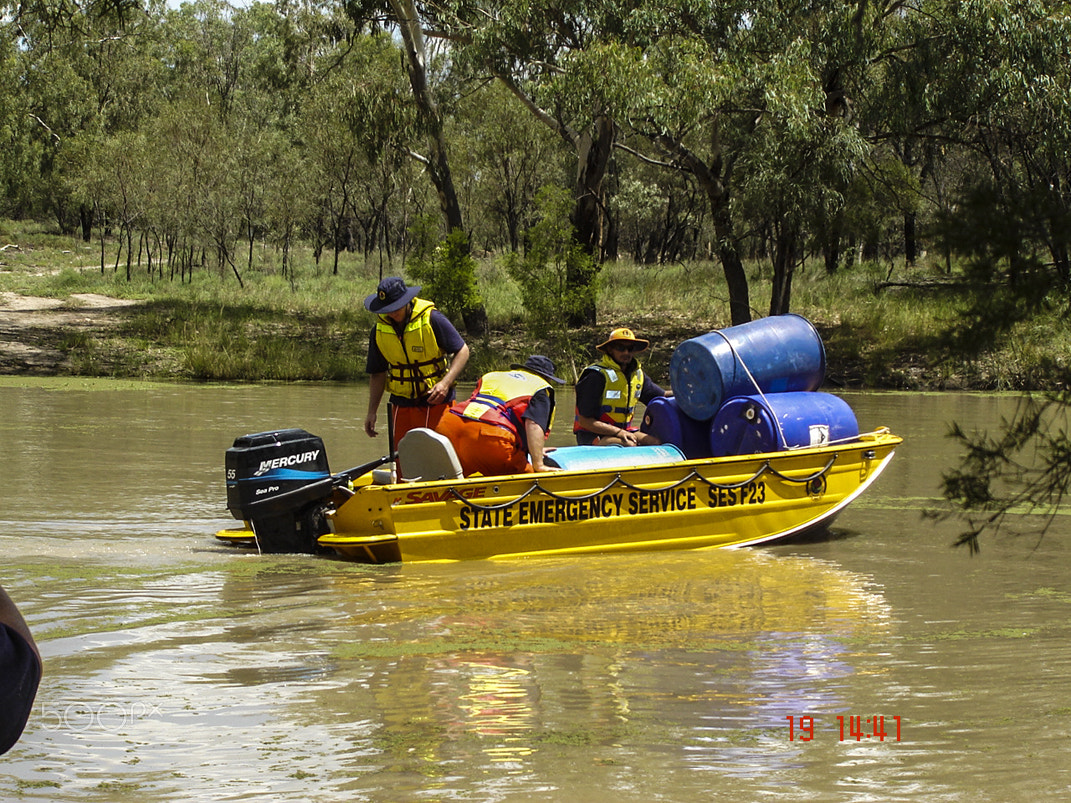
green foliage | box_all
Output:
[405,227,483,325]
[3,0,1071,333]
[503,186,597,337]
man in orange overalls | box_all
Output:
[436,355,563,477]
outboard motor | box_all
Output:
[225,429,335,553]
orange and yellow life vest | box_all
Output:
[454,370,554,437]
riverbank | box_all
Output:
[0,292,144,374]
[0,287,1048,392]
[2,227,1068,390]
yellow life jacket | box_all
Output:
[573,354,645,432]
[375,298,449,400]
[455,370,554,436]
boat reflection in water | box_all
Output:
[316,548,891,775]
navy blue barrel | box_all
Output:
[670,315,826,421]
[640,396,713,459]
[709,391,859,457]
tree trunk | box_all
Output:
[658,132,751,325]
[79,205,93,242]
[713,204,752,326]
[566,114,615,326]
[389,0,485,335]
[769,223,798,316]
[904,210,917,266]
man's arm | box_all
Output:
[364,372,387,437]
[525,418,557,472]
[640,372,671,403]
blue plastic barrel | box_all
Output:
[670,314,826,421]
[544,443,685,471]
[709,391,859,457]
[640,396,713,459]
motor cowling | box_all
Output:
[225,429,335,553]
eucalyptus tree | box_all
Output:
[6,0,166,236]
[0,19,38,218]
[301,61,379,275]
[446,0,632,325]
[569,0,894,322]
[260,137,312,283]
[60,129,153,276]
[148,2,268,283]
[166,0,259,121]
[924,1,1071,290]
[343,0,465,233]
[450,81,569,253]
[298,29,407,274]
[343,0,488,334]
[612,161,706,265]
[919,3,1071,550]
[141,100,206,280]
[156,95,248,284]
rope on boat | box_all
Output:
[448,455,839,513]
[714,329,793,450]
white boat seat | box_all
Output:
[397,427,464,482]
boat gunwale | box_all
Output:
[355,428,901,498]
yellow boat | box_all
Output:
[215,425,901,564]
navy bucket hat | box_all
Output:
[511,355,565,384]
[365,276,421,314]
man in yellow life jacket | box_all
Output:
[574,327,670,446]
[436,355,563,477]
[364,277,470,462]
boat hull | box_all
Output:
[302,430,900,563]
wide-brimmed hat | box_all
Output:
[597,327,650,353]
[364,276,421,314]
[510,355,564,384]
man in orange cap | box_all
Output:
[436,355,563,476]
[574,327,670,446]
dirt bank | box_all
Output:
[0,292,142,374]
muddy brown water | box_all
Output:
[2,378,1069,801]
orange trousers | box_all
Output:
[435,411,533,477]
[390,403,449,477]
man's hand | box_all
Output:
[426,380,450,405]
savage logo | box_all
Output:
[395,486,488,505]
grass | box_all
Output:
[3,218,1071,389]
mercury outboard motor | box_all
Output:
[225,429,335,553]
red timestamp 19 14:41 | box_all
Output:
[786,715,902,742]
